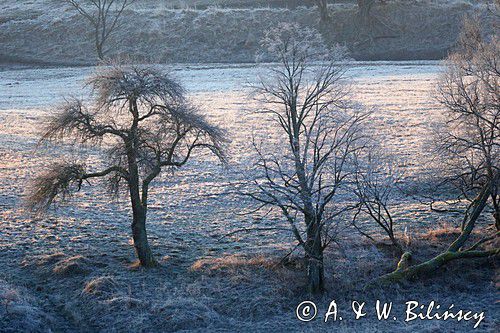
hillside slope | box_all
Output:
[0,0,497,65]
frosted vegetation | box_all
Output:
[0,0,496,64]
[1,61,497,331]
[0,18,498,333]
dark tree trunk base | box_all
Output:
[307,257,325,294]
[132,217,158,268]
[135,247,158,268]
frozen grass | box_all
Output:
[21,253,96,278]
[0,63,498,331]
[0,279,53,333]
[191,254,275,272]
[52,256,93,277]
[4,233,497,332]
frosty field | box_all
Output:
[0,62,497,332]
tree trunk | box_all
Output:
[315,0,330,23]
[126,123,157,267]
[96,41,104,61]
[448,183,491,252]
[306,222,324,294]
[368,249,498,287]
[307,253,324,294]
[386,226,403,254]
[131,209,157,267]
[94,26,105,60]
[491,194,500,231]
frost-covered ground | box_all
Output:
[0,62,498,332]
[1,1,496,64]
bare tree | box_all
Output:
[352,152,403,252]
[64,0,134,60]
[248,23,367,293]
[436,17,500,231]
[369,18,499,286]
[27,65,226,267]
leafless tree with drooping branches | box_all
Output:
[27,64,226,267]
[64,0,134,60]
[247,23,368,294]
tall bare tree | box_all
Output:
[27,65,226,267]
[370,18,499,286]
[248,23,367,293]
[65,0,134,60]
[436,17,500,231]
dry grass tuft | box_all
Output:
[82,276,119,298]
[422,226,463,242]
[22,253,95,278]
[191,254,275,272]
[21,252,66,268]
[52,255,92,277]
